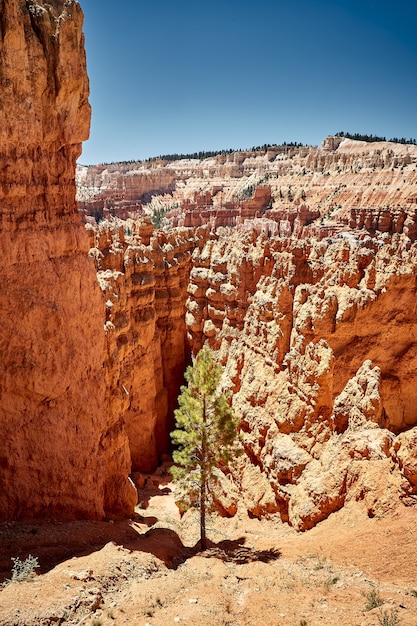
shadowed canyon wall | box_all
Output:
[0,0,136,520]
[86,219,209,472]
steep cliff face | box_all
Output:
[186,227,417,528]
[0,0,136,520]
[87,219,208,472]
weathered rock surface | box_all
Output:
[87,218,209,471]
[87,201,417,530]
[185,227,417,528]
[0,0,135,520]
[4,2,417,532]
[77,137,417,239]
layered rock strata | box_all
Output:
[0,0,135,520]
[86,219,208,472]
[77,137,417,237]
[186,228,417,529]
[79,138,417,529]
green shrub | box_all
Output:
[323,576,339,591]
[2,555,39,586]
[363,586,384,611]
[378,608,400,626]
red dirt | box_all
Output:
[1,469,417,626]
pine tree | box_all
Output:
[170,346,239,550]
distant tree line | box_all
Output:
[336,131,417,145]
[144,142,308,164]
[145,148,236,162]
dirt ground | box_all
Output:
[1,467,417,626]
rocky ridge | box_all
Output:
[77,137,417,235]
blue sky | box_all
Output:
[80,0,417,164]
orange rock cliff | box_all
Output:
[0,0,136,520]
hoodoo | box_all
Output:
[80,135,417,530]
[0,0,136,520]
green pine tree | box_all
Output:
[170,346,240,550]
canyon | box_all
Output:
[2,2,417,624]
[1,0,417,537]
[78,135,417,531]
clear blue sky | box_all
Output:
[80,0,417,165]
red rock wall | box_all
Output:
[0,0,136,520]
[87,219,209,472]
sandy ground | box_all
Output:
[1,468,417,626]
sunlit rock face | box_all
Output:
[186,228,417,528]
[0,0,136,521]
[77,137,417,236]
[81,131,417,530]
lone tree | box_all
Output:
[170,346,240,550]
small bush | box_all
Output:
[323,576,339,591]
[363,586,384,611]
[2,555,39,586]
[378,608,400,626]
[314,555,327,570]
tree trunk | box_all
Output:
[200,393,207,550]
[200,476,207,550]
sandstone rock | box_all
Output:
[393,429,417,487]
[0,0,135,520]
[78,136,417,240]
[333,360,383,432]
[239,461,280,519]
[183,226,417,526]
[340,428,394,461]
[88,219,209,471]
[263,433,312,485]
[287,456,347,531]
[76,125,417,529]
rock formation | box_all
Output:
[86,219,208,472]
[186,228,417,529]
[77,137,417,236]
[80,135,417,530]
[0,0,136,520]
[3,2,416,531]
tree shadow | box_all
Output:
[135,477,173,510]
[201,537,281,564]
[129,533,282,569]
[0,522,280,582]
[125,526,194,569]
